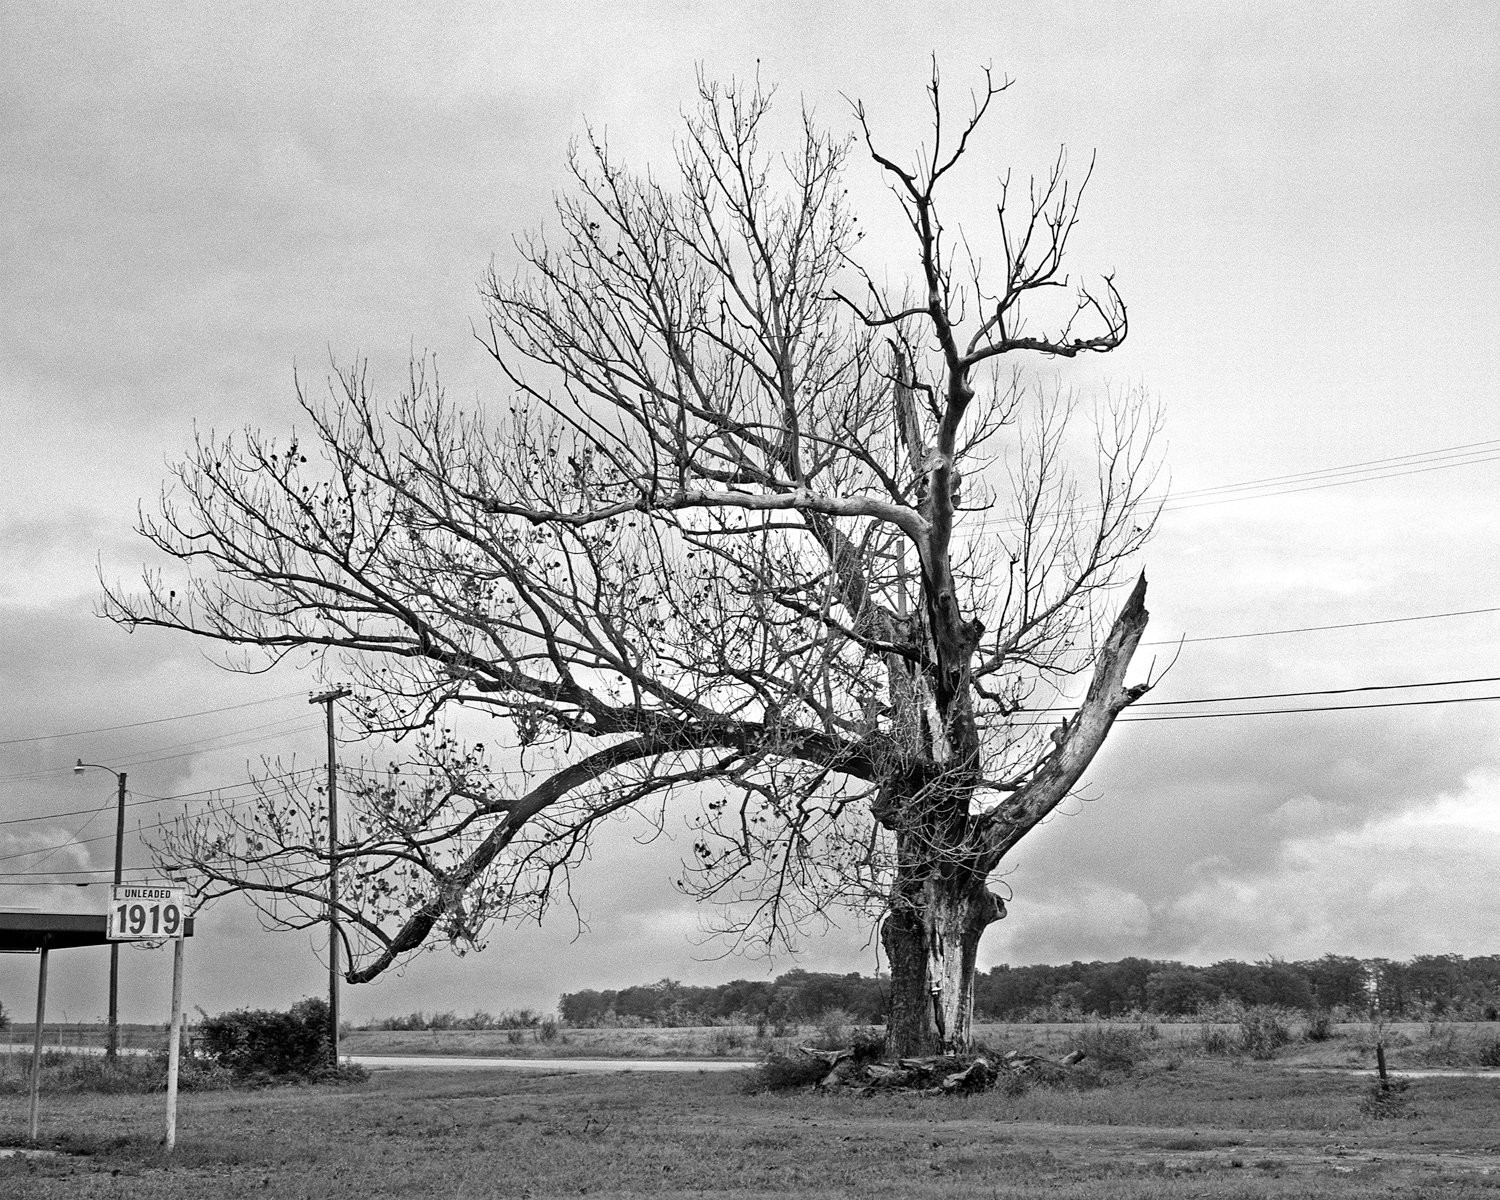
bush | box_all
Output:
[1237,1007,1292,1060]
[710,1026,747,1056]
[743,1049,830,1092]
[1360,1078,1413,1119]
[199,997,364,1082]
[1195,1025,1235,1055]
[1304,1010,1334,1042]
[0,1047,234,1095]
[1066,1025,1148,1071]
[1477,1036,1500,1068]
[1415,1023,1463,1066]
[810,1008,856,1049]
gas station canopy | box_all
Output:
[0,910,195,952]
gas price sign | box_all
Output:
[109,884,188,940]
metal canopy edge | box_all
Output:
[0,910,195,953]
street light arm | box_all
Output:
[74,760,124,780]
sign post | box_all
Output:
[26,946,49,1143]
[164,937,185,1150]
[109,883,189,1150]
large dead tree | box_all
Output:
[105,69,1161,1056]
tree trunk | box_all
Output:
[877,580,1150,1061]
[883,870,1005,1058]
[922,879,1004,1054]
[881,906,932,1057]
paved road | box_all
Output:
[350,1054,755,1073]
[1294,1066,1500,1079]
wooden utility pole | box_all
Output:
[107,770,126,1058]
[309,687,351,1065]
[75,761,127,1058]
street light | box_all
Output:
[74,760,127,1059]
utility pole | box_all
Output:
[309,687,351,1065]
[75,761,127,1058]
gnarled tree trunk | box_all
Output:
[881,575,1151,1059]
[882,872,1006,1056]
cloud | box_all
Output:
[4,4,1500,1026]
[984,771,1500,968]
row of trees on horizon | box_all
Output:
[556,954,1500,1027]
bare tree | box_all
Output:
[106,68,1161,1056]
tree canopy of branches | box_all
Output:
[105,68,1161,1056]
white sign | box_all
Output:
[109,884,188,940]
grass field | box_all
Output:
[13,1016,1498,1070]
[3,1027,1500,1198]
[337,1018,1500,1070]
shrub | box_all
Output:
[1304,1010,1334,1042]
[710,1027,746,1056]
[1415,1023,1462,1067]
[198,997,364,1082]
[1237,1007,1291,1060]
[1000,1068,1032,1097]
[1066,1025,1148,1071]
[1195,1025,1235,1056]
[1360,1078,1413,1119]
[0,1047,235,1095]
[537,1016,561,1043]
[743,1049,830,1092]
[1477,1036,1500,1068]
[810,1008,855,1049]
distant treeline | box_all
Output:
[558,955,1500,1027]
[978,955,1500,1020]
[560,970,886,1027]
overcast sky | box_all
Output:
[2,2,1498,1027]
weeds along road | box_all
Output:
[350,1054,755,1072]
[0,1046,753,1072]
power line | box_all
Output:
[1010,690,1500,725]
[1161,450,1500,513]
[966,434,1500,533]
[1141,605,1500,647]
[1142,674,1500,707]
[134,767,323,803]
[95,717,322,771]
[0,690,310,747]
[1119,692,1500,722]
[1155,437,1500,503]
[0,869,167,882]
[0,789,270,867]
[0,717,324,785]
[13,800,114,877]
[1023,673,1500,715]
[6,684,1495,877]
[0,769,321,830]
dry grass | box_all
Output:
[4,1052,1500,1198]
[341,1022,775,1060]
[340,1016,1500,1073]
